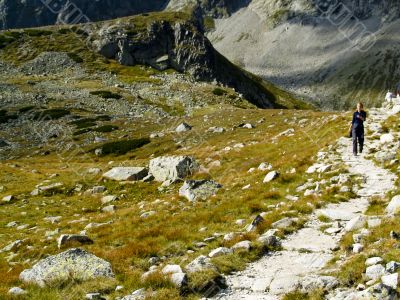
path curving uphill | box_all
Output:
[213,108,397,300]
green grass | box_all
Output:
[89,90,122,100]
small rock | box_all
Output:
[353,243,364,253]
[209,247,233,258]
[2,195,14,202]
[272,217,294,229]
[175,122,192,132]
[386,261,400,273]
[162,265,182,274]
[231,240,251,252]
[102,205,116,213]
[381,273,398,290]
[101,195,118,204]
[345,215,367,232]
[185,255,217,274]
[263,171,280,183]
[57,234,93,249]
[103,167,148,181]
[8,287,27,295]
[385,195,400,215]
[366,257,383,266]
[365,264,386,281]
[179,180,222,202]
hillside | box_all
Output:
[208,0,400,109]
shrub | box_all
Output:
[67,52,84,63]
[33,109,70,120]
[90,90,122,99]
[18,106,35,113]
[73,128,92,136]
[69,118,97,129]
[24,29,52,37]
[93,125,119,133]
[95,138,150,156]
[212,87,227,96]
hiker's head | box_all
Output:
[357,102,364,111]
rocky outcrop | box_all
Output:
[90,19,277,108]
[19,248,114,287]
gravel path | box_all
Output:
[213,108,397,299]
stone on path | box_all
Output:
[19,248,114,287]
[344,215,367,232]
[381,273,398,290]
[385,195,400,215]
[102,167,148,181]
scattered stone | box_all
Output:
[381,273,398,290]
[1,239,28,252]
[385,195,400,215]
[240,123,254,129]
[2,195,14,202]
[386,261,400,273]
[235,219,246,226]
[345,215,367,232]
[366,257,383,266]
[272,217,294,229]
[149,156,198,182]
[8,287,27,295]
[101,195,118,204]
[102,205,116,213]
[87,168,102,175]
[179,180,222,202]
[85,222,110,230]
[162,265,182,275]
[34,182,64,195]
[257,234,281,248]
[353,243,364,253]
[175,122,192,132]
[246,215,264,232]
[209,247,233,258]
[380,133,394,144]
[365,264,386,281]
[263,171,280,183]
[232,240,251,252]
[367,217,382,228]
[140,211,155,218]
[57,234,93,248]
[208,127,225,133]
[91,186,107,194]
[121,288,146,300]
[300,275,339,293]
[44,216,62,224]
[102,167,148,181]
[258,162,273,171]
[86,293,104,300]
[170,272,187,288]
[19,248,114,287]
[185,255,217,274]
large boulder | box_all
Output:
[19,248,114,287]
[149,156,198,182]
[102,167,148,181]
[179,180,222,202]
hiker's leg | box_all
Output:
[359,129,364,153]
[352,127,358,155]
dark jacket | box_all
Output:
[352,110,367,129]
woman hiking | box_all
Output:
[351,102,367,156]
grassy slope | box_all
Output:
[0,107,349,299]
[0,11,311,110]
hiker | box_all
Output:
[385,90,393,102]
[351,102,367,156]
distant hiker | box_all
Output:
[385,90,393,102]
[351,102,367,156]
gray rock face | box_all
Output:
[179,180,222,201]
[102,167,148,181]
[149,156,198,182]
[92,19,275,108]
[19,248,114,287]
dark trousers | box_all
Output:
[352,126,364,154]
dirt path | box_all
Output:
[213,108,396,300]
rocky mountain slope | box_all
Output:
[208,0,400,109]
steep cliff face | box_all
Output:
[0,0,169,29]
[88,16,283,108]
